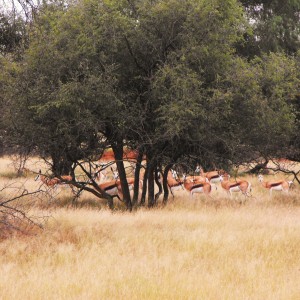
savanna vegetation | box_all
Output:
[0,1,300,297]
[1,0,300,209]
[0,156,299,299]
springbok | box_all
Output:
[200,168,226,184]
[220,175,251,197]
[35,170,73,188]
[93,163,109,183]
[184,174,207,184]
[98,180,124,201]
[182,174,212,198]
[98,148,146,163]
[110,167,143,192]
[167,169,184,198]
[258,174,293,196]
[91,168,125,201]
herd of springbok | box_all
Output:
[165,167,294,198]
[34,164,295,201]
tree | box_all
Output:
[239,0,300,56]
[0,8,27,154]
[2,0,298,211]
[0,11,26,57]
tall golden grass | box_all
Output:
[0,156,299,299]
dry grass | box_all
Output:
[0,156,300,299]
[0,207,300,299]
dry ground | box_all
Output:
[0,156,299,299]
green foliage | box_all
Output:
[0,12,27,58]
[1,0,299,172]
[214,53,298,162]
[239,0,300,55]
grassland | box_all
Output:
[0,156,299,299]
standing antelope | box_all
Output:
[258,175,293,196]
[182,174,212,198]
[91,168,124,201]
[220,175,251,197]
[35,170,73,188]
[98,180,124,201]
[167,169,184,198]
[184,174,207,184]
[93,163,109,183]
[110,167,143,192]
[200,168,226,184]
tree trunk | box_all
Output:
[104,194,114,210]
[154,166,162,204]
[51,153,73,176]
[140,164,148,206]
[162,164,173,204]
[148,162,155,208]
[111,143,132,211]
[132,149,144,206]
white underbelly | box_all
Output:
[191,187,204,194]
[271,185,283,191]
[106,187,119,195]
[230,186,241,192]
[210,178,221,184]
[171,185,182,192]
